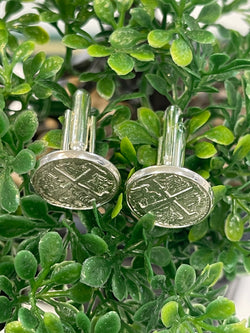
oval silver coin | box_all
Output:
[126,165,213,228]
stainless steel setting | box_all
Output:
[126,106,213,228]
[32,89,121,210]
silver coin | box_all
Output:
[32,150,121,210]
[126,165,213,228]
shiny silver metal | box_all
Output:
[32,89,120,210]
[126,106,213,228]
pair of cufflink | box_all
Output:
[32,90,213,228]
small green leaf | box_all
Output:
[40,10,61,23]
[14,110,38,143]
[146,74,168,96]
[5,321,30,333]
[0,175,20,213]
[205,297,235,320]
[170,38,193,67]
[109,27,142,49]
[218,248,238,273]
[81,257,111,287]
[96,77,115,100]
[112,270,127,301]
[137,145,157,166]
[212,185,227,205]
[37,56,64,79]
[243,255,250,273]
[188,219,208,242]
[0,215,37,238]
[120,136,137,164]
[94,311,121,333]
[138,107,160,138]
[194,141,217,158]
[27,140,47,155]
[111,105,131,127]
[12,149,36,174]
[148,30,173,48]
[42,129,62,149]
[0,111,10,138]
[12,41,35,67]
[233,134,250,162]
[87,44,112,57]
[14,250,37,280]
[116,0,133,12]
[219,320,250,333]
[93,0,116,26]
[21,194,48,219]
[187,30,215,44]
[44,312,64,333]
[111,193,123,219]
[51,261,81,284]
[0,276,14,298]
[190,248,214,270]
[11,83,31,95]
[76,311,91,333]
[175,264,196,295]
[39,81,71,108]
[150,247,171,267]
[17,13,40,24]
[62,34,89,49]
[189,110,211,134]
[115,120,157,145]
[225,214,244,242]
[209,53,230,69]
[39,232,63,268]
[198,3,222,24]
[69,282,93,304]
[161,301,179,328]
[33,83,52,99]
[130,7,153,28]
[80,233,108,255]
[108,53,134,75]
[129,46,154,62]
[0,296,12,323]
[200,262,223,287]
[18,307,38,330]
[23,26,49,44]
[201,126,234,145]
[134,300,157,323]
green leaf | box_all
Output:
[201,126,234,145]
[27,140,47,155]
[209,53,230,70]
[161,301,179,328]
[188,219,208,242]
[0,28,8,50]
[194,141,217,158]
[109,27,142,49]
[150,247,171,267]
[80,233,108,255]
[87,44,112,57]
[39,232,63,268]
[130,7,153,28]
[225,214,244,242]
[44,312,64,333]
[93,0,116,26]
[112,270,127,301]
[218,248,238,273]
[191,0,216,4]
[200,262,223,287]
[111,105,131,127]
[81,257,111,287]
[137,145,157,166]
[94,311,121,333]
[23,26,49,44]
[205,297,235,320]
[115,120,157,145]
[0,215,37,238]
[233,134,250,162]
[14,110,38,143]
[146,74,168,96]
[0,276,14,298]
[21,195,48,219]
[51,261,81,284]
[170,38,193,67]
[108,53,134,75]
[138,107,160,138]
[96,77,115,100]
[12,41,35,67]
[219,320,250,333]
[14,250,37,280]
[69,282,93,304]
[187,30,215,44]
[134,300,157,322]
[175,264,196,295]
[12,149,36,174]
[76,312,91,333]
[39,82,71,108]
[62,34,89,49]
[243,255,250,273]
[129,46,155,62]
[5,321,31,333]
[0,111,10,138]
[190,248,214,270]
[148,29,173,48]
[212,185,227,205]
[0,296,12,323]
[120,136,137,164]
[40,10,61,23]
[111,193,123,219]
[42,129,62,149]
[116,0,133,12]
[17,13,40,24]
[0,175,20,213]
[18,307,38,330]
[37,56,64,79]
[198,3,222,24]
[11,83,31,95]
[33,83,52,99]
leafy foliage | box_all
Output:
[0,0,249,332]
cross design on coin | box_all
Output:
[32,89,121,210]
[126,106,213,228]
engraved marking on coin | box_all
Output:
[32,158,119,209]
[127,173,211,227]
